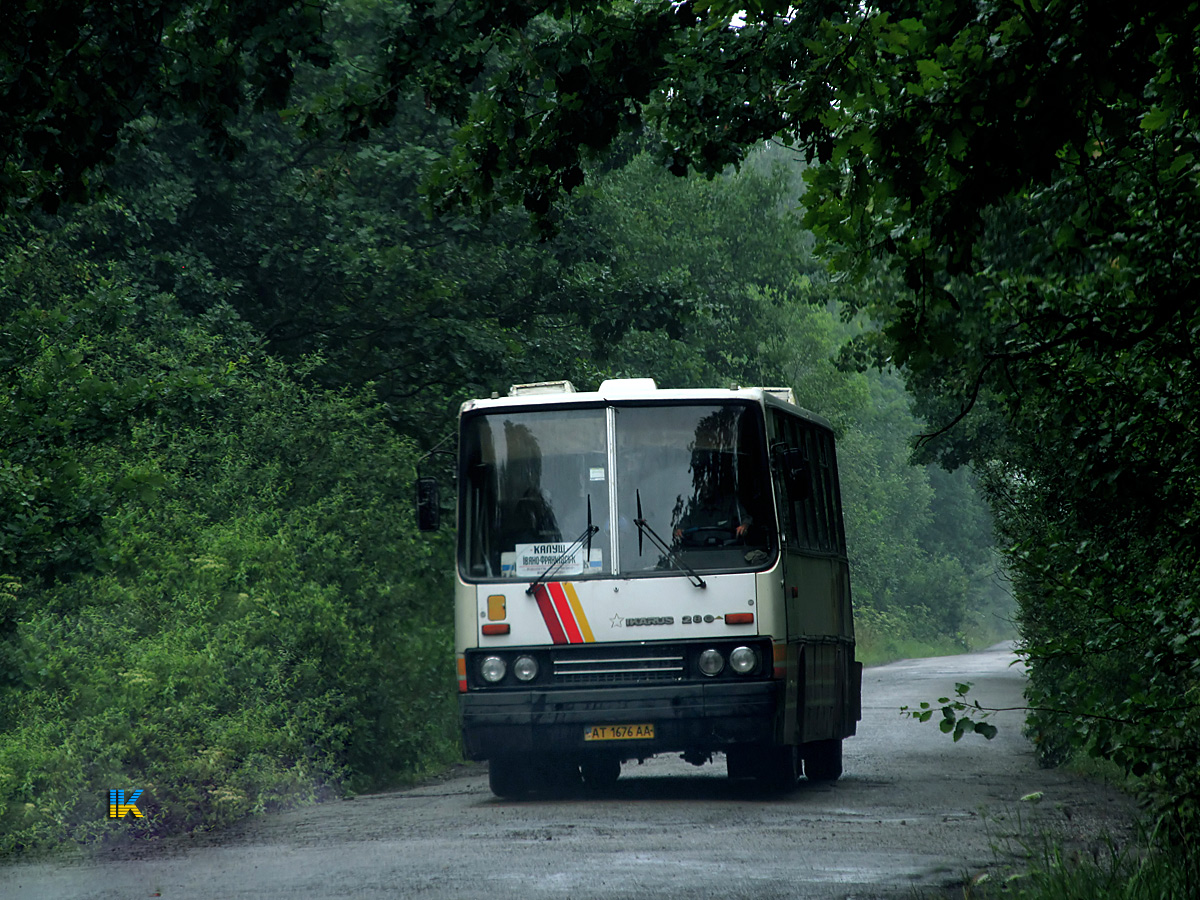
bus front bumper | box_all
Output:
[459,680,780,760]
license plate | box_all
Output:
[584,723,655,742]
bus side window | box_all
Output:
[771,412,808,548]
[772,411,849,555]
[775,416,837,554]
[817,432,840,553]
[760,411,849,557]
[810,427,834,551]
[825,433,848,554]
[770,417,797,546]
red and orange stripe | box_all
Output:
[531,582,595,644]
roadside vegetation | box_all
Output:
[963,829,1198,900]
[1,268,458,848]
[0,125,1002,854]
[8,2,1197,885]
[0,42,1004,856]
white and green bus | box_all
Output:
[424,378,861,796]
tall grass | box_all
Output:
[965,839,1195,899]
[957,805,1196,900]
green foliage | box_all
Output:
[0,0,329,213]
[340,0,1200,836]
[964,834,1198,900]
[583,150,1004,649]
[63,104,713,443]
[0,259,457,853]
[0,239,227,583]
[840,8,1200,835]
[902,682,998,743]
[0,0,1010,853]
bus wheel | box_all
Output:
[725,747,756,780]
[580,757,621,789]
[759,745,802,792]
[540,757,583,797]
[803,739,843,782]
[488,757,531,798]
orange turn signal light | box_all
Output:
[772,642,787,680]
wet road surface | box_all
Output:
[2,644,1137,899]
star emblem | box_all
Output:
[610,614,624,628]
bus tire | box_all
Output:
[540,757,583,797]
[725,747,756,780]
[580,756,621,789]
[759,744,802,792]
[803,738,843,782]
[488,757,530,798]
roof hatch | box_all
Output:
[508,380,577,396]
[597,378,658,397]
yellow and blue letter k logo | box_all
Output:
[108,789,144,819]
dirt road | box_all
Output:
[2,644,1137,899]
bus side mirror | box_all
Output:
[780,448,812,501]
[416,477,441,532]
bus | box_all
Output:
[423,378,861,796]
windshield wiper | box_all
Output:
[634,489,706,589]
[527,495,598,596]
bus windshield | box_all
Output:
[459,408,609,580]
[459,401,774,580]
[615,403,773,575]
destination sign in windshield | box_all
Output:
[514,543,583,577]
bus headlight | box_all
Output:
[513,655,539,682]
[480,655,507,683]
[698,648,724,676]
[729,646,757,674]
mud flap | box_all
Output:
[848,660,863,735]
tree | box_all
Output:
[0,0,330,213]
[346,0,1200,829]
[0,236,456,851]
[586,150,999,649]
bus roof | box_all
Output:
[460,378,834,431]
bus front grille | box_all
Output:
[551,647,685,684]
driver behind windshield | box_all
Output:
[672,447,753,547]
